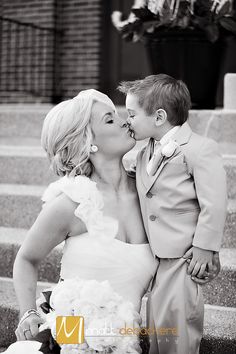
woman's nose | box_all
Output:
[117,115,128,128]
[126,117,131,125]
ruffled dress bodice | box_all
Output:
[42,175,158,312]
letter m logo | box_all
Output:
[56,316,85,344]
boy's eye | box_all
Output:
[106,119,114,124]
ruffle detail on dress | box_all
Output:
[42,176,119,242]
[41,177,69,204]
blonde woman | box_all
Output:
[3,89,219,354]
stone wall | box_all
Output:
[58,0,102,100]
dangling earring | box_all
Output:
[90,145,98,153]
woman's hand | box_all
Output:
[15,313,45,341]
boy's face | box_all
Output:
[125,93,155,140]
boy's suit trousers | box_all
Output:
[147,257,204,354]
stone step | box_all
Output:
[224,199,236,248]
[0,144,56,185]
[223,155,236,199]
[200,304,236,354]
[0,277,235,352]
[0,104,51,139]
[0,105,236,144]
[0,227,62,283]
[219,142,236,155]
[0,226,235,308]
[0,277,54,346]
[0,184,44,229]
[201,248,236,308]
[0,184,235,248]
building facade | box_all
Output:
[0,0,149,104]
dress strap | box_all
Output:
[42,175,118,241]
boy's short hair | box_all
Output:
[118,74,191,126]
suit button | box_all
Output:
[149,215,157,221]
[146,192,153,198]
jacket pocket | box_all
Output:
[174,208,200,215]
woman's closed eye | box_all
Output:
[106,119,114,124]
[104,113,114,124]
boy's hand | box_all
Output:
[187,246,213,277]
[183,247,221,284]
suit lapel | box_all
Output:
[143,122,193,193]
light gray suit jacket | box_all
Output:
[136,122,228,258]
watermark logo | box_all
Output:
[56,316,84,344]
[56,316,178,344]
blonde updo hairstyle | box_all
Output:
[41,89,116,177]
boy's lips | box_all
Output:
[130,129,135,139]
[125,127,135,138]
[125,123,135,139]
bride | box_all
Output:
[3,89,218,354]
[4,89,159,354]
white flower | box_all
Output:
[45,278,141,353]
[133,0,146,8]
[116,334,142,354]
[50,289,74,315]
[161,139,179,158]
[49,278,86,315]
[148,0,166,15]
[72,299,100,322]
[85,318,118,350]
[61,344,81,354]
[117,301,138,325]
[80,280,115,308]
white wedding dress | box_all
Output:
[4,175,158,354]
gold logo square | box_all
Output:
[56,316,84,344]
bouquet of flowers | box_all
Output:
[38,278,142,354]
[112,0,236,42]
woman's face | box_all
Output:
[90,101,135,157]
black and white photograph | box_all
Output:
[0,0,236,353]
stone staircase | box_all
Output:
[0,105,235,353]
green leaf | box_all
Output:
[205,24,219,42]
[32,329,61,354]
[219,17,236,34]
[132,7,154,21]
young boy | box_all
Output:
[118,74,227,354]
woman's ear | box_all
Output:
[154,109,167,126]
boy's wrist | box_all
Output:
[192,245,214,254]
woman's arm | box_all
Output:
[13,193,83,340]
